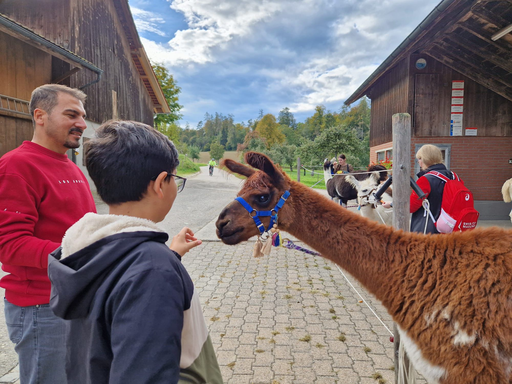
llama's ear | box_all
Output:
[222,159,255,178]
[245,151,285,187]
[345,175,359,189]
[371,171,380,184]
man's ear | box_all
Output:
[151,171,169,198]
[33,108,46,125]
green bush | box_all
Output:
[177,154,200,175]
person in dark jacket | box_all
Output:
[409,144,453,234]
[48,120,223,384]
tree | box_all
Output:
[210,141,225,160]
[255,114,285,149]
[188,145,200,162]
[157,122,181,144]
[152,63,183,126]
[278,107,297,128]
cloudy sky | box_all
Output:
[130,0,441,128]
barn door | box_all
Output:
[414,74,451,136]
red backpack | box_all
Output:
[427,171,479,233]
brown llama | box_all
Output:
[216,152,512,384]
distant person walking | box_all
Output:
[0,84,96,383]
[209,158,217,176]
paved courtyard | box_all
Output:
[183,238,417,384]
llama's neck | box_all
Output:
[280,181,412,310]
[323,167,332,185]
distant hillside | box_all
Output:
[198,151,241,163]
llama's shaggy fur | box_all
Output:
[323,160,388,206]
[503,178,512,222]
[346,171,393,226]
[216,152,512,384]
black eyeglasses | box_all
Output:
[171,173,187,193]
[152,173,187,193]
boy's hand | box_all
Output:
[170,227,202,257]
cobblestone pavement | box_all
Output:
[183,239,426,384]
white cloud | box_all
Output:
[131,7,167,37]
[136,0,441,124]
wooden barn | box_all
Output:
[0,0,169,178]
[345,0,512,220]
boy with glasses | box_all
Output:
[48,120,223,384]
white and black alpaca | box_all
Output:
[323,159,388,207]
[346,171,393,226]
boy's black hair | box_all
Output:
[85,120,179,205]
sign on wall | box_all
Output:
[450,81,464,136]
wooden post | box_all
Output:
[297,157,301,182]
[392,113,413,383]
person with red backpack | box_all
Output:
[409,144,478,234]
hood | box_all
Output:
[49,213,169,319]
[417,163,448,178]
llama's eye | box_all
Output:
[257,194,270,204]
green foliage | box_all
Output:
[157,122,181,144]
[177,154,200,175]
[278,107,297,128]
[188,145,200,161]
[255,114,286,149]
[176,98,370,171]
[210,141,225,160]
[152,63,183,125]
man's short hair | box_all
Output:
[85,120,179,205]
[29,84,87,124]
[339,154,346,160]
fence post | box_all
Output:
[392,113,414,383]
[297,157,301,182]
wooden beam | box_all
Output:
[0,109,32,121]
[426,47,512,102]
[457,24,508,51]
[431,42,511,88]
[52,67,81,84]
[471,5,511,30]
[442,35,512,73]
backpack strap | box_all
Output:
[426,170,455,183]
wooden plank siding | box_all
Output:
[0,0,72,49]
[368,59,409,147]
[68,0,154,125]
[369,54,512,148]
[0,31,52,155]
[410,54,512,137]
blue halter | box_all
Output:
[235,191,290,235]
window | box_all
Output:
[376,148,393,162]
[414,144,451,177]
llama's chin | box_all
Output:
[216,228,246,245]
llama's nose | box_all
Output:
[216,208,230,232]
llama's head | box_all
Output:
[346,172,381,207]
[216,152,292,245]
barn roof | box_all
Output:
[113,0,171,114]
[345,0,512,105]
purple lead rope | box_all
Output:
[282,239,321,256]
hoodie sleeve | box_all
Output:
[107,268,187,384]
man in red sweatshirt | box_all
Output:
[0,84,96,384]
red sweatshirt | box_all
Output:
[0,141,96,306]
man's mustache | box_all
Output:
[69,128,83,135]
